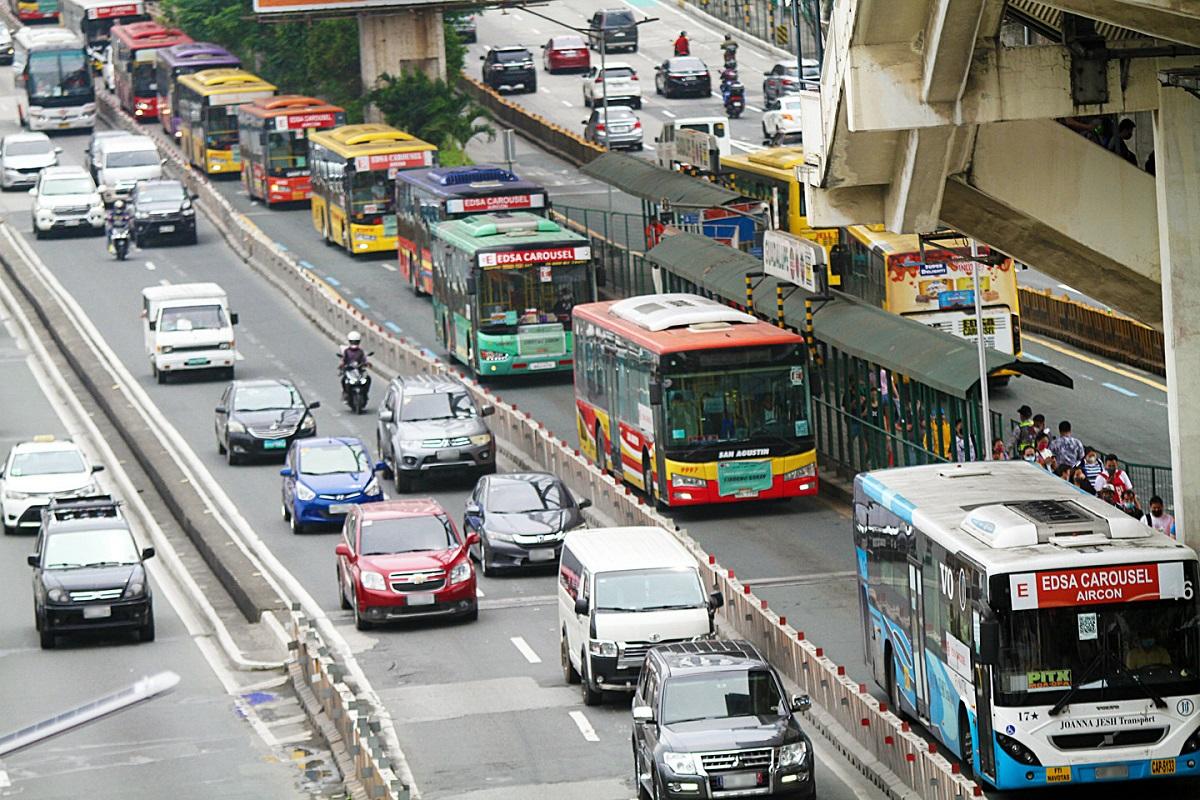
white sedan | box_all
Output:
[1,437,102,534]
[761,96,804,144]
[581,62,643,109]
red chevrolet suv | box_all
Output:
[335,498,479,629]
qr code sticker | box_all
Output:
[1077,612,1098,641]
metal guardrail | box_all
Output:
[549,205,656,299]
[1018,287,1165,375]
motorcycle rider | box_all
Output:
[673,31,690,56]
[338,331,369,399]
[106,198,132,253]
[721,34,738,62]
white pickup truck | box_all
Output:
[141,282,239,383]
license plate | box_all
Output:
[263,439,287,449]
[62,219,81,226]
[1045,766,1071,783]
[407,592,435,606]
[185,357,210,365]
[528,548,556,562]
[436,448,460,462]
[58,122,70,128]
[159,224,175,233]
[1151,759,1176,775]
[734,489,760,498]
[83,605,111,619]
[528,360,556,370]
[719,773,759,789]
[328,503,351,514]
[1095,765,1128,780]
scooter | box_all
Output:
[108,223,131,261]
[340,363,372,414]
[722,81,746,119]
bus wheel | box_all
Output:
[885,649,902,718]
[958,707,975,780]
[322,213,334,246]
[642,456,657,506]
[595,425,607,474]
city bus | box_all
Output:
[155,43,240,138]
[110,21,191,119]
[395,165,549,296]
[718,147,840,282]
[237,95,346,206]
[431,212,593,376]
[13,27,95,131]
[308,124,437,254]
[174,68,275,175]
[573,293,817,506]
[60,0,147,62]
[10,0,59,23]
[854,462,1200,789]
[841,225,1022,358]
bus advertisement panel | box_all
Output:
[175,68,275,174]
[155,43,240,137]
[11,0,59,23]
[111,21,191,119]
[237,96,345,205]
[395,165,549,296]
[308,124,437,254]
[431,213,592,376]
[13,27,95,131]
[60,0,147,55]
[853,462,1200,790]
[573,294,817,507]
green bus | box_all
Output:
[432,212,595,376]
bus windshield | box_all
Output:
[132,61,156,95]
[477,262,589,331]
[203,105,238,151]
[349,169,393,216]
[663,364,810,448]
[996,595,1200,707]
[28,50,93,102]
[266,129,309,176]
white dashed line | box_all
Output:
[569,710,600,742]
[379,262,397,271]
[144,260,156,270]
[661,109,676,118]
[0,770,10,789]
[531,26,540,34]
[476,587,485,598]
[510,636,542,664]
[746,105,762,113]
[562,100,573,107]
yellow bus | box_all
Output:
[718,146,840,285]
[175,68,275,174]
[842,225,1022,358]
[308,124,438,254]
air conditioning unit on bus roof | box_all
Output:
[960,499,1151,549]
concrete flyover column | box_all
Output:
[1152,82,1200,543]
[358,10,446,120]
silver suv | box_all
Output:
[376,374,496,492]
[29,165,105,239]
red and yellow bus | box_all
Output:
[111,21,191,119]
[573,293,817,507]
[237,95,345,206]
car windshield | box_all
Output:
[159,304,227,332]
[670,57,706,72]
[487,478,569,513]
[478,261,590,332]
[43,529,139,569]
[28,50,93,101]
[105,149,158,168]
[348,169,393,216]
[266,129,310,176]
[5,139,51,156]
[496,50,531,63]
[399,391,475,422]
[779,98,803,111]
[300,442,370,475]
[598,109,636,123]
[41,178,95,196]
[594,567,704,612]
[661,669,784,725]
[137,184,184,204]
[234,384,301,411]
[359,515,456,555]
[9,450,86,477]
[664,363,811,448]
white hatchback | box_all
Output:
[1,437,103,534]
[581,62,642,109]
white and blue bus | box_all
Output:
[854,461,1200,789]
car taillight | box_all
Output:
[595,76,604,83]
[595,123,605,131]
[633,120,641,129]
[783,77,797,84]
[631,73,638,80]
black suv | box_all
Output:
[588,8,638,53]
[481,46,537,94]
[632,640,815,800]
[29,496,156,649]
[130,179,198,246]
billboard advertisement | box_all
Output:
[254,0,445,12]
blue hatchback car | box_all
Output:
[280,437,385,533]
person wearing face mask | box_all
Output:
[1141,495,1175,537]
[1119,490,1143,519]
[1098,453,1134,501]
[1070,467,1096,495]
[1021,445,1038,464]
[1081,448,1103,488]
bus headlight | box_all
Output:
[995,732,1041,766]
[671,474,706,488]
[783,464,816,481]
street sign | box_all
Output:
[763,229,823,293]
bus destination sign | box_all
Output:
[90,3,142,18]
[446,194,545,214]
[275,111,339,130]
[478,246,590,268]
[1009,562,1186,610]
[354,151,434,172]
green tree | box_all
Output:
[368,69,493,163]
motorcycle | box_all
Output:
[107,222,131,261]
[340,362,372,414]
[722,81,746,119]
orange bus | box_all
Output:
[573,293,817,507]
[237,95,346,206]
[110,21,191,119]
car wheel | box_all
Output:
[886,650,904,718]
[226,442,241,466]
[139,614,156,642]
[378,441,394,479]
[642,458,656,504]
[338,567,351,610]
[394,469,412,493]
[281,500,291,522]
[3,521,15,536]
[217,436,226,455]
[632,98,642,109]
[39,629,55,649]
[461,602,478,622]
[354,602,373,631]
[583,92,591,108]
[562,630,580,684]
[527,78,537,93]
[479,538,493,577]
[290,508,307,535]
[633,748,649,800]
[580,650,603,706]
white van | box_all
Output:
[558,526,722,705]
[141,283,238,383]
[654,116,731,169]
[97,135,162,202]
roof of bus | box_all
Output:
[396,165,546,197]
[719,146,806,180]
[845,225,998,260]
[64,0,145,13]
[573,295,803,356]
[856,462,1193,574]
[433,212,584,252]
[237,94,344,119]
[307,124,436,159]
[111,21,191,49]
[177,68,275,96]
[156,42,239,65]
[15,27,85,48]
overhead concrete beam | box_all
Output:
[855,0,934,45]
[1040,0,1200,47]
[804,183,886,228]
[883,127,958,233]
[922,0,987,103]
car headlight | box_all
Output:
[299,415,316,430]
[135,210,149,219]
[182,206,194,216]
[295,483,315,502]
[399,440,426,450]
[588,639,618,658]
[360,570,386,591]
[124,580,145,598]
[158,344,174,354]
[364,477,380,496]
[488,531,515,543]
[227,420,246,433]
[783,464,816,481]
[662,751,700,776]
[469,433,492,446]
[217,342,232,350]
[778,741,808,768]
[47,587,67,603]
[5,490,30,500]
[449,560,472,585]
[670,473,706,488]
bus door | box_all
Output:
[967,564,996,780]
[907,555,929,719]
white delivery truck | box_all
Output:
[141,282,238,383]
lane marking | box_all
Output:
[1019,351,1046,363]
[353,297,370,310]
[1023,333,1166,392]
[746,104,762,112]
[530,26,540,34]
[158,278,170,286]
[383,321,403,334]
[476,587,485,598]
[510,636,542,664]
[540,86,551,94]
[0,770,9,789]
[569,710,600,742]
[144,260,156,270]
[379,262,397,272]
[479,593,557,611]
[742,570,857,588]
[298,259,315,270]
[661,109,676,118]
[562,99,573,107]
[1102,381,1138,398]
[324,275,341,286]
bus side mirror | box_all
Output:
[230,312,239,325]
[648,381,663,405]
[829,244,850,280]
[977,618,1000,665]
[595,266,606,287]
[147,320,157,331]
[465,276,476,295]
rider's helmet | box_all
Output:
[348,331,362,345]
[114,199,126,210]
[680,31,687,37]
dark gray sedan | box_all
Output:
[463,472,590,575]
